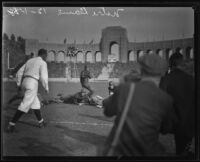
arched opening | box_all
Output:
[156,49,164,58]
[190,48,194,59]
[95,51,102,62]
[166,48,173,60]
[137,50,144,58]
[186,47,194,60]
[85,51,93,63]
[110,42,119,61]
[128,50,137,61]
[176,47,183,54]
[146,49,153,55]
[47,50,56,62]
[57,51,65,62]
[77,51,84,63]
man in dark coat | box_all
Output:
[159,52,195,156]
[102,54,178,156]
[80,65,94,96]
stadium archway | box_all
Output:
[57,51,65,62]
[176,47,183,54]
[186,47,194,60]
[128,50,137,61]
[166,48,173,60]
[110,41,119,61]
[190,48,194,59]
[137,50,144,58]
[146,49,153,55]
[47,50,56,62]
[156,49,164,58]
[95,51,102,62]
[85,51,93,63]
[77,51,84,63]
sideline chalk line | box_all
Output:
[49,120,113,126]
[7,111,113,127]
[18,118,113,127]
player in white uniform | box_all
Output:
[6,49,49,133]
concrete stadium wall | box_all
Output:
[25,26,194,64]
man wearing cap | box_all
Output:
[121,63,142,83]
[159,52,195,156]
[6,49,49,133]
[102,54,178,156]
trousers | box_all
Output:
[18,77,40,113]
[81,82,94,96]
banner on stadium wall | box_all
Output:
[108,54,118,62]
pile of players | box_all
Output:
[41,91,103,108]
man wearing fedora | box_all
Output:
[101,54,178,156]
[160,52,195,156]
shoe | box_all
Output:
[38,121,47,128]
[6,124,15,133]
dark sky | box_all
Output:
[3,7,194,43]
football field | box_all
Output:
[2,81,175,156]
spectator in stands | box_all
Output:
[159,52,195,156]
[101,54,178,156]
[80,65,94,97]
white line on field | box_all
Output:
[18,118,113,126]
[49,121,113,126]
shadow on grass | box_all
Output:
[19,137,73,156]
[55,125,107,146]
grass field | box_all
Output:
[2,81,176,157]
